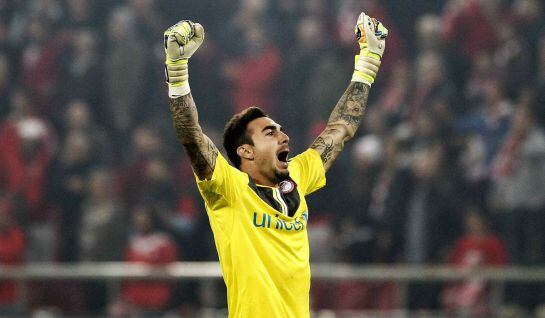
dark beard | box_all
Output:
[274,169,290,183]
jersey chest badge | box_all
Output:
[279,180,296,194]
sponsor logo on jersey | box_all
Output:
[252,212,308,232]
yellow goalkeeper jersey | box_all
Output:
[195,148,326,318]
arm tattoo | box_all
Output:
[169,94,218,179]
[311,82,370,171]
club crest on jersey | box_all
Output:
[279,180,296,194]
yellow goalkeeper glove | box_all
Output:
[351,12,388,86]
[164,20,205,97]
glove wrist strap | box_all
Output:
[167,59,190,98]
[352,52,381,86]
[169,83,190,98]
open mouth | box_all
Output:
[277,150,289,166]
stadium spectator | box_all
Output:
[282,15,346,140]
[488,100,545,309]
[401,144,463,309]
[20,17,68,113]
[442,209,508,317]
[0,105,56,258]
[411,51,454,118]
[58,29,103,114]
[456,79,513,171]
[346,134,384,220]
[47,131,95,262]
[137,156,178,210]
[416,14,442,53]
[79,168,126,313]
[60,99,112,164]
[104,5,145,133]
[79,168,125,262]
[366,135,407,260]
[119,125,173,208]
[222,23,281,116]
[441,0,501,60]
[120,205,178,315]
[489,100,545,262]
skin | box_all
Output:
[169,81,370,185]
[310,81,370,171]
[169,93,218,180]
[238,117,290,186]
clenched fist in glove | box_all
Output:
[164,20,205,97]
[351,12,388,86]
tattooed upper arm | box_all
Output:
[310,82,370,171]
[169,94,218,180]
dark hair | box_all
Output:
[223,107,268,168]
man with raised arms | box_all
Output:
[163,13,388,318]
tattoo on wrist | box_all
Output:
[312,136,335,163]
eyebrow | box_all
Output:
[261,125,283,133]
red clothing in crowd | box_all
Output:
[449,235,508,267]
[443,234,508,315]
[0,226,25,305]
[122,232,178,310]
[0,118,54,218]
[442,0,499,60]
[21,33,68,111]
[230,45,280,115]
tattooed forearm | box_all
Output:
[312,137,334,162]
[169,94,218,179]
[327,82,369,136]
[311,82,370,171]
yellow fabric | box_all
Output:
[195,149,326,318]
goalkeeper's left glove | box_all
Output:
[164,20,205,97]
[351,12,388,86]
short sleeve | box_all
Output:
[288,148,326,195]
[195,153,247,208]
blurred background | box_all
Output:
[1,0,545,317]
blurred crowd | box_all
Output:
[1,0,545,316]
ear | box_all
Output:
[237,145,254,161]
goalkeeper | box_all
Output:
[164,13,387,318]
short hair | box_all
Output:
[223,107,268,168]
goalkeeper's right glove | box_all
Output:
[351,12,388,86]
[164,20,205,97]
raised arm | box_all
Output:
[310,82,370,171]
[169,94,218,180]
[311,12,388,171]
[165,21,218,180]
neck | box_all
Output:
[240,162,278,187]
[252,175,277,187]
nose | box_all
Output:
[279,131,289,144]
